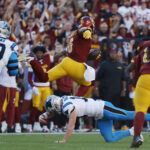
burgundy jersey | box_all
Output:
[67,31,92,63]
[134,48,150,75]
[28,54,51,86]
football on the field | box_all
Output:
[87,49,100,60]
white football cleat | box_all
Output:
[26,124,33,133]
[15,123,21,133]
[1,121,7,133]
[129,126,134,136]
[42,125,49,133]
[33,122,42,132]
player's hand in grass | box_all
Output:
[55,139,66,143]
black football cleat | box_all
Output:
[130,135,143,148]
[7,126,15,133]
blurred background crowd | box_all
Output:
[0,0,150,133]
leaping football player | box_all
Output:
[29,16,97,87]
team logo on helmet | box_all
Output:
[79,16,95,31]
[0,21,11,38]
[45,95,62,113]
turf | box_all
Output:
[0,133,150,150]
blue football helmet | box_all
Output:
[0,21,11,38]
[45,95,62,113]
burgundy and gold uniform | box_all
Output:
[133,46,150,113]
[28,54,53,111]
[131,42,150,142]
[68,31,92,63]
[30,16,95,86]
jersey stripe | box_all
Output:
[10,43,17,51]
[62,102,73,110]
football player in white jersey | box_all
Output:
[39,95,150,143]
[0,21,19,133]
[0,21,18,74]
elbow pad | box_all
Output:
[7,52,18,76]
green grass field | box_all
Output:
[0,133,149,150]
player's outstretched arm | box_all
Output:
[55,109,77,143]
[30,59,49,82]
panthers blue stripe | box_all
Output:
[10,43,17,50]
[62,102,72,110]
[7,62,18,67]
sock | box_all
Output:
[83,116,92,129]
[15,107,21,123]
[134,112,145,136]
[29,107,38,124]
[6,101,15,127]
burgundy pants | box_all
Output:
[0,85,16,127]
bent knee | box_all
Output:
[101,132,116,143]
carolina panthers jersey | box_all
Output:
[0,37,18,73]
[61,96,105,119]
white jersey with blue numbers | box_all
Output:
[62,96,105,119]
[0,38,18,73]
[0,38,18,88]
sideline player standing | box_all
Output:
[39,95,150,143]
[0,21,19,132]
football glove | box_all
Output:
[18,54,34,62]
[33,86,40,96]
[83,30,92,39]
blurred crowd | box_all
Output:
[0,0,150,133]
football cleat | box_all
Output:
[42,125,49,133]
[15,123,21,133]
[33,122,42,132]
[7,126,15,133]
[130,135,144,148]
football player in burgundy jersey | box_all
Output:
[128,41,150,148]
[29,16,96,87]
